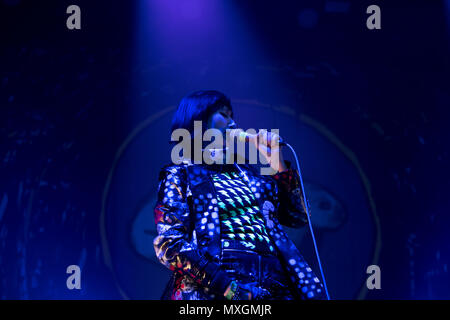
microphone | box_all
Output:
[228,129,286,146]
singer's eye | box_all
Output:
[219,112,229,119]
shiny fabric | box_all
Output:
[211,168,275,255]
[153,162,326,300]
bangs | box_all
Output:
[171,90,233,134]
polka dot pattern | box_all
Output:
[153,163,326,300]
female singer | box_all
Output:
[153,90,326,300]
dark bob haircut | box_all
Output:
[171,90,233,136]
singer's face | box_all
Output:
[207,106,234,132]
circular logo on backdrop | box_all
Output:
[100,101,380,299]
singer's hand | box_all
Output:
[253,129,287,173]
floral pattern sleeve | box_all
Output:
[273,164,309,228]
[153,165,233,297]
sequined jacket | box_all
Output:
[153,162,326,300]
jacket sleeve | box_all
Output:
[153,165,233,296]
[273,162,309,228]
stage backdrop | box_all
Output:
[101,100,380,300]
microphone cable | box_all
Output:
[285,142,331,300]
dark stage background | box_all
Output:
[0,0,449,299]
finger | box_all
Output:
[258,129,268,146]
[271,132,280,146]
